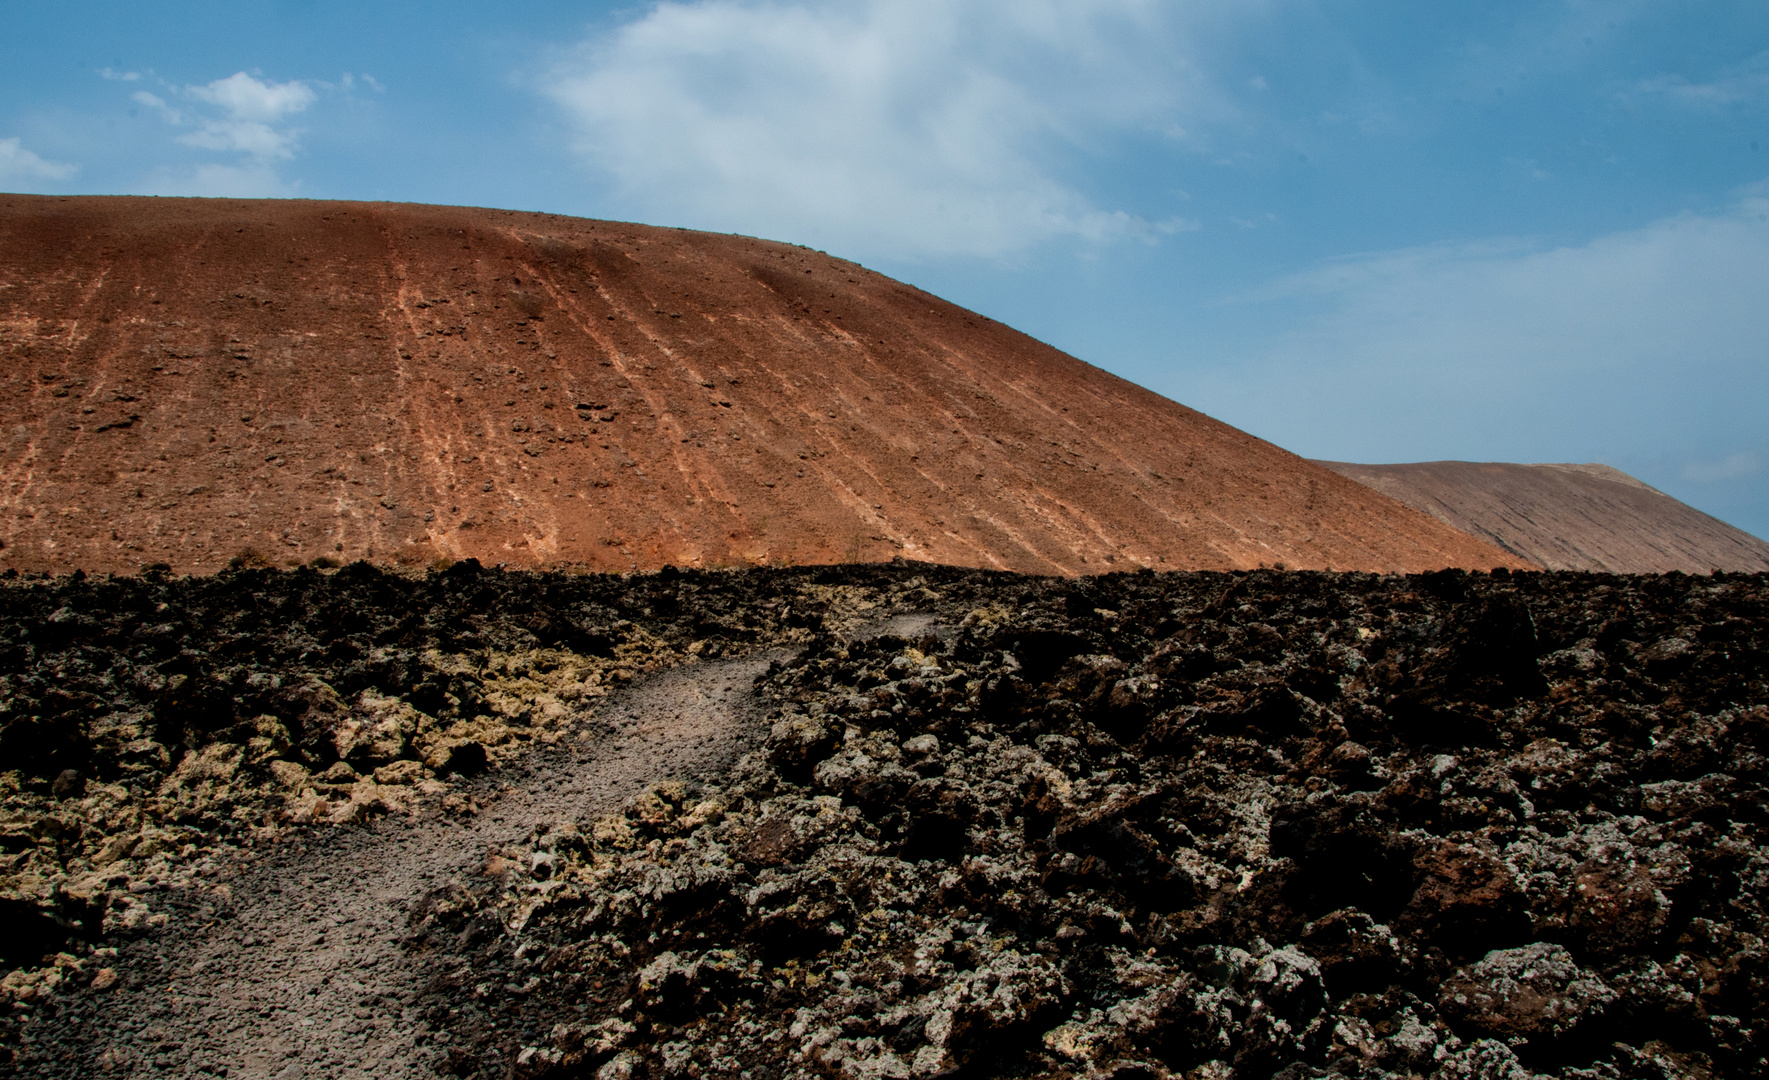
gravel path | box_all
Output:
[22,651,785,1079]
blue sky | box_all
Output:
[5,1,1768,538]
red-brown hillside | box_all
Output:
[0,196,1526,576]
[1318,459,1769,574]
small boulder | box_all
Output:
[741,816,802,867]
[1569,856,1670,955]
[51,769,85,800]
[373,759,425,785]
[767,714,838,781]
[1400,840,1528,955]
[1438,942,1616,1042]
[316,761,357,785]
[902,734,940,757]
[424,738,487,777]
[335,691,424,766]
[267,760,309,790]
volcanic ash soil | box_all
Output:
[3,564,1768,1080]
[0,195,1522,577]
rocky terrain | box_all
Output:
[1317,461,1769,575]
[0,195,1523,577]
[2,563,1765,1078]
[0,559,954,1059]
[0,561,941,991]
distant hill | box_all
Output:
[1316,460,1769,574]
[0,195,1524,576]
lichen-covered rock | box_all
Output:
[374,568,1769,1079]
[1430,1038,1535,1080]
[766,714,838,781]
[4,564,1769,1078]
[335,690,423,765]
[1438,942,1616,1042]
[0,561,943,1038]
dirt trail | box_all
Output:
[29,651,786,1078]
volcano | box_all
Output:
[0,195,1523,576]
[1319,459,1769,574]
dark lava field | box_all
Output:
[1,562,1766,1080]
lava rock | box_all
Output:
[1438,942,1616,1044]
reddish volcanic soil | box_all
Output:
[0,196,1525,576]
[1319,460,1769,575]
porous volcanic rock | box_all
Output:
[1318,460,1769,575]
[3,566,1768,1077]
[369,567,1763,1079]
[0,560,951,1003]
[0,195,1524,577]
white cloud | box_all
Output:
[0,137,78,182]
[134,74,314,160]
[1632,49,1769,108]
[543,0,1237,259]
[1186,187,1769,480]
[177,119,301,159]
[186,72,315,124]
[173,73,315,160]
[126,71,319,195]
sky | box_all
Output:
[5,0,1768,539]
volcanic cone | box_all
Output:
[0,196,1526,575]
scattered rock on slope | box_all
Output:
[0,195,1523,576]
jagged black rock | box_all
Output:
[3,565,1766,1079]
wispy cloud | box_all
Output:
[1187,186,1769,484]
[1684,451,1762,485]
[132,90,182,124]
[0,137,78,182]
[542,0,1232,260]
[149,72,317,160]
[1246,191,1769,374]
[1629,49,1769,108]
[129,71,320,195]
[138,161,295,199]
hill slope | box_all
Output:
[1317,459,1769,574]
[0,195,1524,576]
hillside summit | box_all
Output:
[0,196,1523,576]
